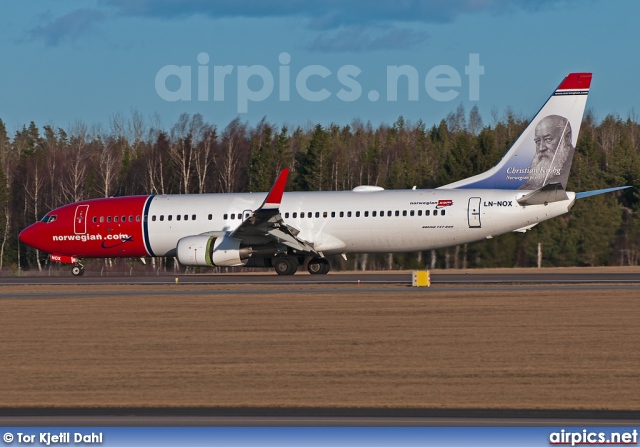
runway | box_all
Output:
[1,270,640,285]
[2,269,639,427]
[1,284,640,300]
[2,407,640,426]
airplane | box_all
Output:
[18,72,629,276]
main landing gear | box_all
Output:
[71,263,85,276]
[307,258,330,275]
[273,257,298,276]
[272,257,331,276]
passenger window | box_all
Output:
[395,211,399,216]
[285,212,290,218]
[107,216,111,222]
[418,210,422,216]
[224,214,228,220]
[331,212,335,218]
[208,214,212,220]
[185,214,189,220]
[152,215,156,221]
[380,211,384,216]
[293,212,298,218]
[231,214,235,220]
[403,210,407,216]
[315,212,320,218]
[168,215,172,221]
[92,216,97,223]
[364,211,369,217]
[441,210,446,216]
[177,215,181,221]
[340,211,344,217]
[160,215,164,221]
[426,210,430,216]
[347,211,352,217]
[114,216,119,222]
[434,210,438,216]
[137,216,141,222]
[356,211,361,217]
[323,211,327,218]
[410,210,415,216]
[129,216,133,222]
[372,211,377,217]
[122,215,126,222]
[100,216,104,223]
[300,212,305,218]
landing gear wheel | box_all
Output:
[71,264,85,276]
[274,257,297,275]
[308,258,330,275]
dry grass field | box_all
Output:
[0,283,639,409]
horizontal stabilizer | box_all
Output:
[517,183,568,206]
[575,186,632,199]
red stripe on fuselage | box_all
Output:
[19,196,150,258]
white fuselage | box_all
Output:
[145,189,576,257]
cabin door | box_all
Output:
[468,198,481,228]
[74,205,90,234]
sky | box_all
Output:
[1,0,639,135]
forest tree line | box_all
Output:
[1,104,639,273]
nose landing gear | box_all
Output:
[48,254,84,277]
[71,263,85,276]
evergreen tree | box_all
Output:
[296,124,331,191]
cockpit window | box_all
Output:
[40,215,57,223]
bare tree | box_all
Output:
[194,124,217,193]
[0,120,13,270]
[216,118,247,193]
[95,137,121,198]
[128,109,146,152]
[109,112,127,142]
[61,122,89,203]
[23,161,46,271]
[142,125,171,195]
[468,105,483,136]
[169,113,198,194]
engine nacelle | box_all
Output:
[176,235,251,267]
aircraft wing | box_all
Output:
[229,169,317,253]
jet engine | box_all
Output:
[176,235,251,267]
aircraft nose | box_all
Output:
[19,224,40,248]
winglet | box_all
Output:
[261,169,289,210]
